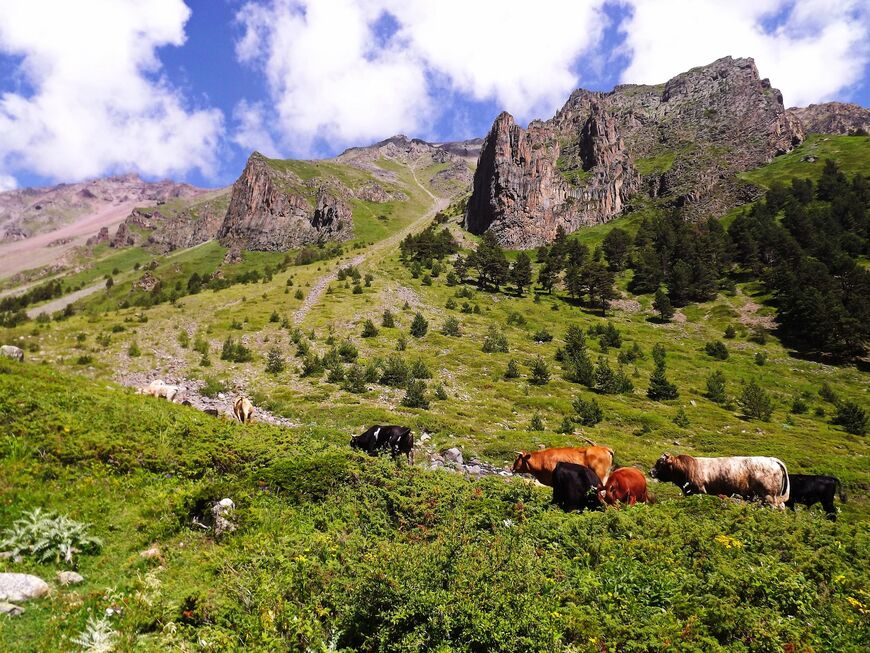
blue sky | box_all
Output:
[0,0,868,191]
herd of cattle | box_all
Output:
[351,426,848,519]
[133,382,848,519]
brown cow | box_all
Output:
[650,453,790,508]
[233,396,254,423]
[601,467,649,506]
[512,446,614,486]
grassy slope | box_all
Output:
[1,140,868,650]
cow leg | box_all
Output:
[822,500,837,521]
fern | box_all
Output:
[71,616,117,653]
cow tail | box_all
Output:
[777,459,790,503]
[837,478,847,503]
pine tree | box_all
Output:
[410,312,428,338]
[705,370,727,404]
[529,355,551,385]
[647,343,678,400]
[740,380,773,421]
[653,288,674,322]
[265,347,285,374]
[510,252,533,296]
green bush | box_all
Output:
[401,379,429,409]
[740,380,774,421]
[532,329,553,343]
[441,316,461,336]
[380,355,410,387]
[382,309,396,328]
[337,339,358,363]
[127,341,141,357]
[221,336,253,363]
[410,312,428,338]
[504,359,520,379]
[482,326,509,353]
[706,370,727,404]
[342,364,367,393]
[361,319,379,338]
[0,508,101,565]
[791,396,808,414]
[673,407,690,428]
[265,347,285,374]
[410,358,432,379]
[573,396,603,426]
[832,401,867,435]
[529,413,544,431]
[705,340,729,360]
[724,324,737,339]
[528,355,550,385]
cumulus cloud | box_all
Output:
[619,0,870,107]
[0,0,223,184]
[0,173,16,192]
[233,0,610,156]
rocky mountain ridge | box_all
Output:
[788,102,870,136]
[466,56,807,247]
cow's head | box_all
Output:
[650,453,675,481]
[512,451,532,474]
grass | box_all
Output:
[0,139,868,651]
[635,151,676,175]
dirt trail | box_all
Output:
[27,281,105,318]
[293,159,449,325]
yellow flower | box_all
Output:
[714,534,744,549]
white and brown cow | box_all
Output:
[233,396,254,423]
[650,453,790,508]
[139,380,184,402]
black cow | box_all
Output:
[786,474,846,520]
[350,425,414,463]
[552,462,603,512]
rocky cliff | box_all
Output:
[217,153,353,251]
[789,102,870,135]
[467,56,805,247]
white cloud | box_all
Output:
[0,173,16,192]
[0,0,223,184]
[619,0,870,107]
[233,0,610,156]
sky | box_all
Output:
[0,0,868,191]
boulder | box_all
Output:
[57,571,84,586]
[212,498,236,537]
[0,345,24,362]
[443,447,464,465]
[0,602,24,616]
[0,573,49,602]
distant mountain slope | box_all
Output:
[789,102,870,136]
[466,56,806,247]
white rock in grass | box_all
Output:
[0,573,49,602]
[0,601,24,616]
[57,571,84,586]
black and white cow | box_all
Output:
[350,425,414,463]
[551,462,603,512]
[786,474,846,520]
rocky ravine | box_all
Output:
[466,56,805,248]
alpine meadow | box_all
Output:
[0,7,869,652]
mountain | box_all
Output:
[789,102,870,136]
[466,56,805,247]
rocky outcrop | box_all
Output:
[86,226,109,246]
[789,102,870,135]
[467,56,804,246]
[218,153,353,251]
[110,222,134,248]
[0,573,49,602]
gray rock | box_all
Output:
[0,345,24,362]
[0,601,24,616]
[443,447,463,465]
[212,498,236,537]
[139,546,162,560]
[57,571,84,586]
[0,573,49,602]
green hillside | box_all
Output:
[1,144,868,651]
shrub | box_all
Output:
[266,347,285,374]
[364,273,374,287]
[401,379,429,409]
[75,354,93,365]
[597,322,622,350]
[326,360,345,383]
[178,330,190,348]
[127,341,141,357]
[595,358,632,394]
[0,508,101,565]
[361,319,379,338]
[617,342,644,365]
[529,413,544,431]
[353,283,363,294]
[705,371,727,404]
[410,312,428,338]
[740,380,773,421]
[532,329,553,343]
[755,352,767,366]
[300,352,324,377]
[230,319,243,330]
[559,416,574,434]
[380,355,410,387]
[673,407,690,428]
[199,351,211,367]
[445,297,457,310]
[724,324,737,339]
[342,364,367,393]
[790,396,808,414]
[433,384,448,400]
[819,382,839,404]
[749,326,768,345]
[653,288,674,322]
[705,340,729,360]
[504,359,520,379]
[482,326,509,353]
[648,344,678,400]
[832,401,867,435]
[200,376,226,397]
[573,396,603,426]
[382,309,395,328]
[295,288,304,300]
[396,335,408,351]
[96,333,111,348]
[446,271,458,286]
[421,274,432,286]
[269,310,280,323]
[441,316,461,337]
[410,358,432,379]
[337,340,358,363]
[221,336,252,363]
[506,311,526,327]
[528,356,550,385]
[363,361,381,383]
